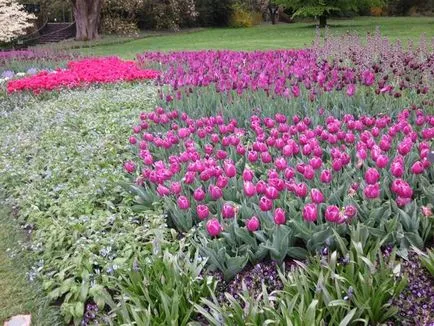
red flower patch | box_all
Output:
[7,57,159,94]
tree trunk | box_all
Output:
[71,0,103,41]
[319,15,327,28]
[268,5,278,25]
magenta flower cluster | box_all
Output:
[138,48,433,100]
[125,106,433,237]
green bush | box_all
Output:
[101,15,140,35]
[195,0,234,27]
[230,3,253,27]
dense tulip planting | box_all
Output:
[126,103,433,277]
[138,32,434,101]
[123,32,434,282]
[6,57,159,93]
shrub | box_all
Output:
[230,3,255,27]
[195,0,234,27]
[151,0,198,31]
[370,6,384,16]
[101,16,139,35]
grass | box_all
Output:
[0,202,61,325]
[76,17,434,58]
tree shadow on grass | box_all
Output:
[298,23,365,29]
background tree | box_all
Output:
[275,0,384,27]
[0,0,35,43]
[71,0,103,40]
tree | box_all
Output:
[275,0,383,28]
[71,0,103,40]
[267,1,279,24]
[0,0,35,43]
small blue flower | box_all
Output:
[1,70,14,78]
[27,68,38,75]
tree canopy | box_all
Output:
[0,0,35,43]
[275,0,384,27]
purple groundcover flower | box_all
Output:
[1,70,14,79]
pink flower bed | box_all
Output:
[6,57,159,94]
[125,106,434,237]
[139,47,433,100]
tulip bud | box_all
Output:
[344,205,357,218]
[376,155,389,169]
[275,157,287,171]
[244,181,256,197]
[170,182,182,194]
[222,203,235,218]
[273,208,286,225]
[261,152,272,163]
[284,167,295,180]
[364,183,381,199]
[265,185,279,200]
[325,205,340,223]
[129,136,137,144]
[236,144,246,155]
[256,180,267,194]
[209,185,223,200]
[309,157,322,170]
[248,151,258,163]
[124,161,136,174]
[246,216,260,232]
[421,206,433,217]
[177,196,190,210]
[320,169,332,183]
[302,203,318,222]
[310,188,324,204]
[390,162,404,178]
[243,168,254,181]
[193,187,206,201]
[303,165,315,180]
[207,218,222,237]
[216,175,229,189]
[411,161,424,174]
[364,168,380,185]
[259,196,273,211]
[196,205,209,220]
[157,184,170,197]
[295,183,308,198]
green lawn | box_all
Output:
[0,204,60,325]
[79,17,434,58]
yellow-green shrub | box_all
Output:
[229,3,262,28]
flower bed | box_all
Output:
[6,57,159,94]
[125,104,433,279]
[139,32,434,101]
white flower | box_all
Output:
[0,0,36,43]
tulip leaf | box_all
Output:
[287,247,308,259]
